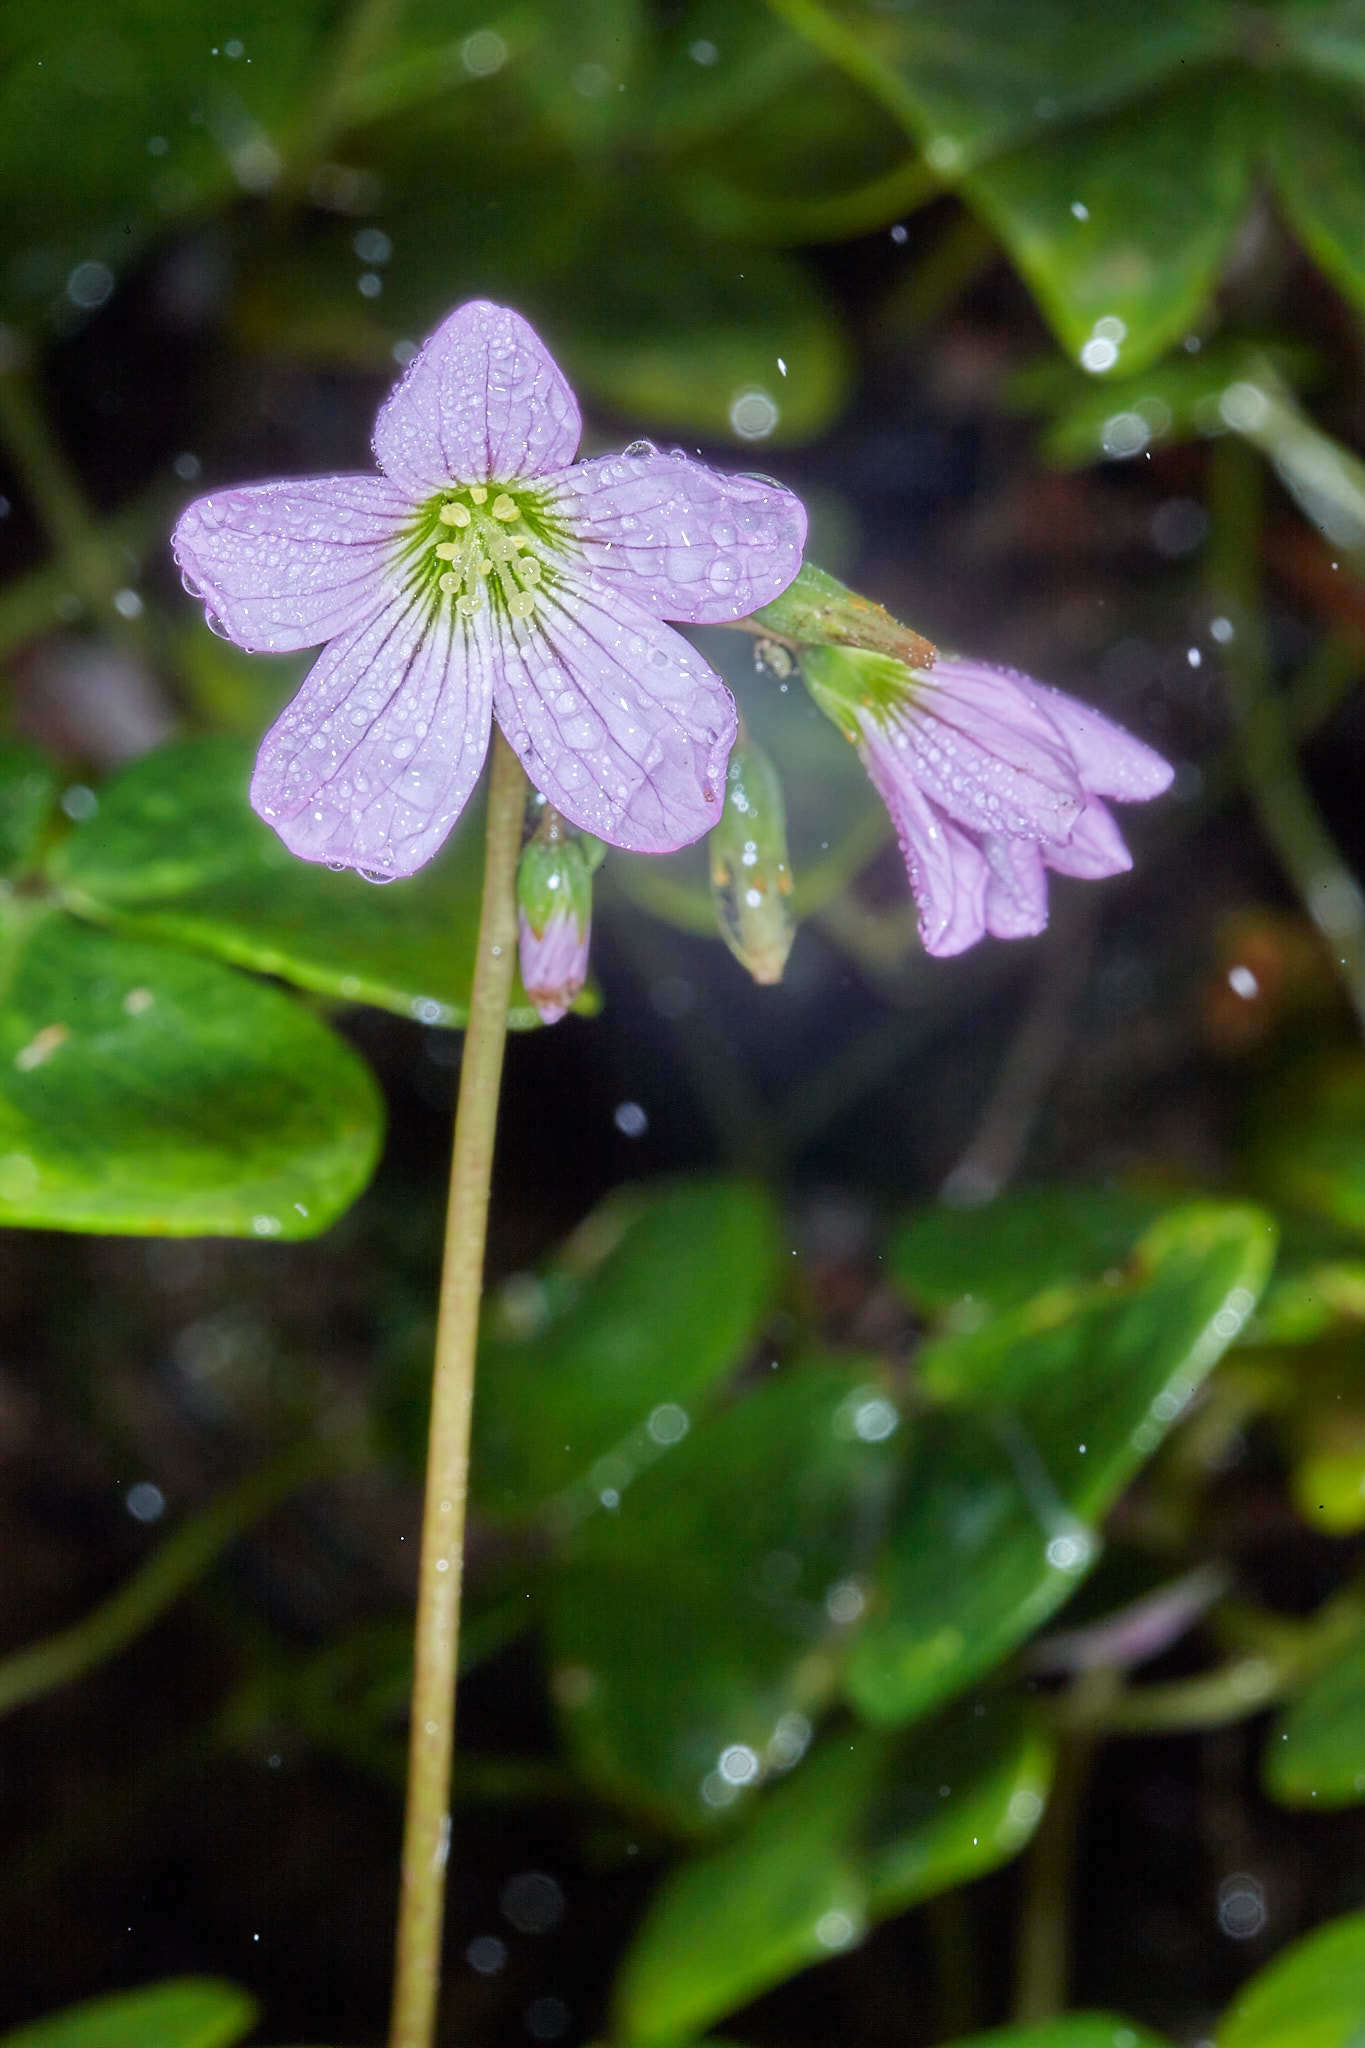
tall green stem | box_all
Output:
[388,731,526,2048]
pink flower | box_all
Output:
[802,646,1173,957]
[516,827,596,1026]
[173,301,807,879]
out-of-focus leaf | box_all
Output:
[547,1361,903,1831]
[1270,78,1365,326]
[889,1184,1166,1323]
[0,743,59,878]
[551,212,850,444]
[50,737,561,1030]
[0,0,331,326]
[961,73,1253,375]
[829,0,1229,167]
[846,1204,1276,1725]
[0,1979,256,2048]
[614,1696,1051,2046]
[1250,1053,1365,1238]
[0,911,382,1237]
[944,2022,1173,2048]
[1265,1625,1365,1809]
[1219,1907,1365,2048]
[472,1178,781,1517]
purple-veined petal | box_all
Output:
[981,835,1050,939]
[373,300,580,496]
[864,747,989,957]
[489,579,734,854]
[898,659,1085,843]
[519,905,589,1025]
[547,447,807,624]
[1043,798,1134,878]
[1015,675,1174,802]
[251,592,492,878]
[173,476,410,653]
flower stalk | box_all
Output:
[388,729,526,2048]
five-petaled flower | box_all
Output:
[173,300,807,879]
[802,645,1173,957]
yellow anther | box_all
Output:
[434,540,459,560]
[438,571,459,593]
[477,556,492,575]
[439,502,471,527]
[456,589,482,615]
[489,534,517,562]
[508,590,536,619]
[491,493,519,522]
[469,484,488,504]
[517,557,542,585]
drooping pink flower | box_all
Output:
[173,301,807,879]
[802,646,1173,957]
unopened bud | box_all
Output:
[708,737,795,985]
[516,828,596,1025]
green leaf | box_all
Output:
[0,0,331,327]
[614,1696,1051,2046]
[888,1184,1166,1323]
[845,1203,1277,1725]
[50,737,559,1030]
[551,213,850,444]
[0,743,59,879]
[945,2022,1172,2048]
[961,72,1254,374]
[1265,1624,1365,1809]
[1271,76,1365,322]
[547,1360,903,1831]
[472,1178,781,1518]
[0,911,382,1236]
[0,1979,256,2048]
[1219,1908,1365,2048]
[834,0,1230,167]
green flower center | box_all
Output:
[399,481,568,622]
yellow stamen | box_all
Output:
[439,502,471,527]
[491,493,519,522]
[469,484,488,504]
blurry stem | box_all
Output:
[1208,437,1365,1033]
[0,1432,360,1719]
[0,363,142,640]
[388,731,525,2048]
[1013,1668,1115,2021]
[285,0,405,190]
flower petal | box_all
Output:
[489,580,735,854]
[519,906,589,1026]
[372,300,581,496]
[1017,677,1175,802]
[173,476,409,652]
[251,594,492,878]
[547,447,806,624]
[1043,798,1134,878]
[898,658,1085,843]
[863,748,989,957]
[982,835,1050,939]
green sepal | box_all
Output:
[750,561,936,667]
[517,831,594,941]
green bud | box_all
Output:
[708,737,795,986]
[750,560,937,669]
[516,827,595,1025]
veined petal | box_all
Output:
[896,659,1084,843]
[173,476,409,652]
[251,592,492,878]
[519,906,590,1026]
[981,835,1049,939]
[864,749,989,957]
[490,580,735,854]
[547,448,806,624]
[1044,798,1134,878]
[372,300,580,496]
[1022,679,1175,802]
